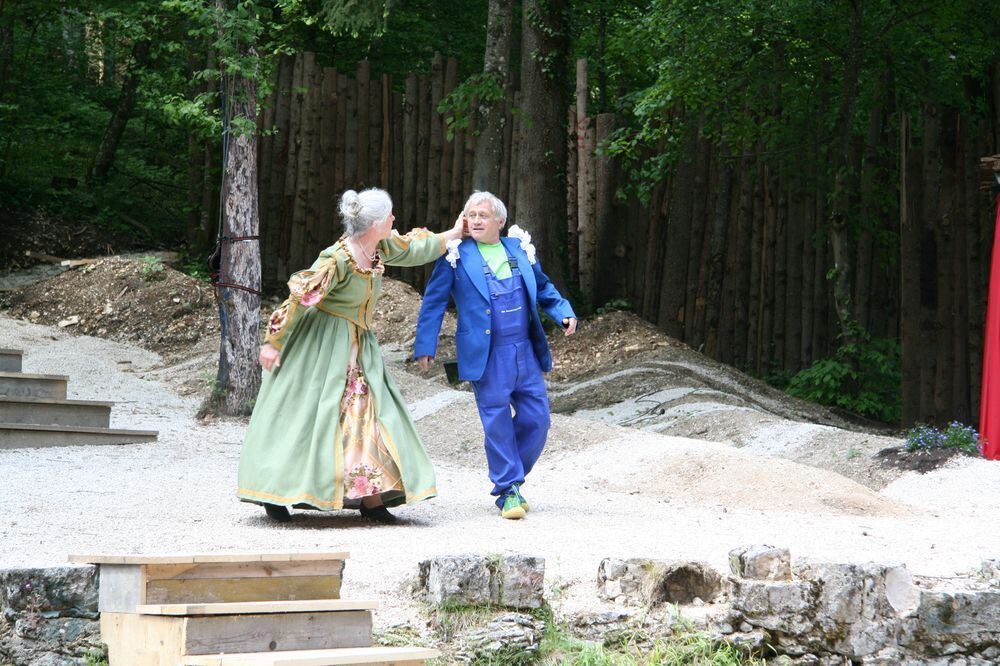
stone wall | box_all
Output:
[0,566,104,666]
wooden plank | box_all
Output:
[98,563,146,613]
[144,574,343,605]
[181,609,372,655]
[182,646,439,666]
[144,560,343,581]
[102,612,185,666]
[138,598,377,615]
[69,552,350,564]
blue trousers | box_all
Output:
[472,339,551,507]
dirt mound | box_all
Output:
[572,435,909,518]
[2,258,452,361]
[0,209,140,271]
[547,310,680,382]
[4,257,217,357]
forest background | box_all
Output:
[1,0,998,428]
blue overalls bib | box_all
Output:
[471,252,551,506]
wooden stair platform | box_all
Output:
[0,370,68,399]
[137,600,379,616]
[181,646,441,665]
[0,349,22,372]
[73,552,437,666]
[0,422,158,448]
[0,395,113,427]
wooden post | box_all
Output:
[403,74,418,231]
[416,74,430,235]
[381,74,391,187]
[334,73,348,195]
[319,67,338,240]
[282,53,305,274]
[302,56,324,260]
[507,92,520,222]
[578,118,597,302]
[356,60,370,185]
[566,104,579,289]
[426,53,444,229]
[369,71,381,187]
[440,58,458,222]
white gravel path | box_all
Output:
[2,315,1000,628]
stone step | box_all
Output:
[181,646,441,666]
[0,396,112,428]
[0,371,68,399]
[101,607,373,662]
[0,349,22,372]
[0,423,157,448]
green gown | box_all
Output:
[237,228,447,511]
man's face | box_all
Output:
[465,201,503,244]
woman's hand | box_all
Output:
[562,318,578,336]
[442,212,467,241]
[259,343,281,371]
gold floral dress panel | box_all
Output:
[338,364,403,501]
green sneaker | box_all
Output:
[500,493,526,520]
[511,485,530,513]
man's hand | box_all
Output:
[562,317,578,336]
[416,356,434,373]
[259,343,281,371]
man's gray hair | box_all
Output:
[340,188,392,236]
[463,191,507,222]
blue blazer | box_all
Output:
[414,237,577,382]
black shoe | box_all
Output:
[263,503,291,522]
[359,503,399,525]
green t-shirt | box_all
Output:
[476,241,512,279]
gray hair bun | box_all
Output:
[340,190,363,221]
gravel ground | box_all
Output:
[2,316,1000,629]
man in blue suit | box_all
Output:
[414,191,577,519]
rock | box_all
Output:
[0,567,98,620]
[420,556,492,608]
[597,558,723,606]
[730,544,792,581]
[455,612,543,663]
[418,555,545,609]
[0,567,103,666]
[497,555,544,609]
[903,588,1000,655]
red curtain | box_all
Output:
[980,193,1000,459]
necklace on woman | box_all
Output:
[350,238,378,264]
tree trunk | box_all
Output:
[515,0,568,281]
[472,0,514,191]
[704,148,732,358]
[216,54,261,416]
[87,39,151,183]
[427,53,444,227]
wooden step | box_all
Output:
[0,423,157,448]
[0,349,22,372]
[101,609,373,664]
[0,371,68,399]
[70,553,350,611]
[0,396,112,427]
[181,646,441,666]
[137,599,378,616]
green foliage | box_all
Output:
[904,422,981,456]
[595,298,631,316]
[84,653,109,666]
[438,72,506,140]
[139,255,165,281]
[787,325,901,423]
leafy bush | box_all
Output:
[904,422,981,456]
[787,326,901,423]
[139,256,165,281]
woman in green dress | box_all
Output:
[238,188,465,523]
